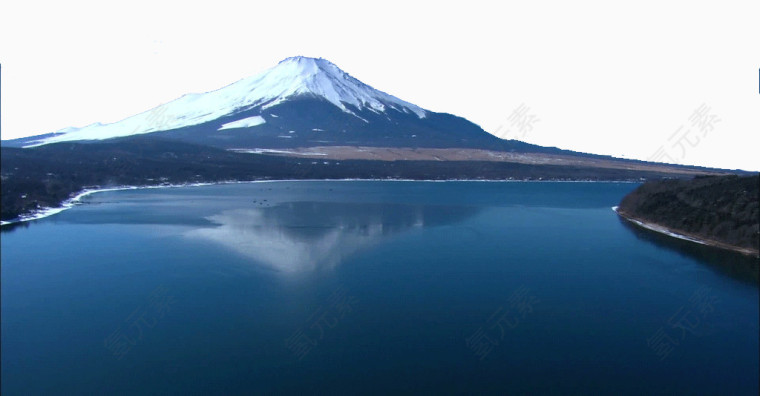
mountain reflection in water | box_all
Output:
[187,201,481,273]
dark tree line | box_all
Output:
[618,174,760,252]
[1,136,731,222]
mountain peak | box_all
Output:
[17,56,427,146]
[275,56,333,74]
[250,56,426,119]
[279,55,331,64]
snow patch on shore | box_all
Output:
[1,183,216,227]
[612,206,707,245]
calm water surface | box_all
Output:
[2,181,758,395]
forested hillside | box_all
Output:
[618,175,759,255]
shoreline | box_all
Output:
[612,207,759,258]
[1,178,640,227]
[0,181,232,227]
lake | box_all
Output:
[1,181,758,395]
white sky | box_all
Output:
[1,0,758,171]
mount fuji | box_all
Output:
[6,56,535,152]
[1,57,739,223]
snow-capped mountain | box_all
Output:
[5,56,516,151]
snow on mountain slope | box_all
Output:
[218,116,266,130]
[25,57,427,147]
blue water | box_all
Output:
[2,181,758,395]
